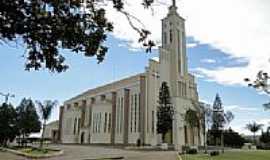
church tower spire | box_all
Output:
[172,0,176,7]
[159,0,188,96]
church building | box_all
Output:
[59,1,204,150]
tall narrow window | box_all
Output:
[163,32,167,45]
[130,95,133,132]
[108,113,111,133]
[117,98,120,133]
[78,118,81,134]
[134,94,137,132]
[170,30,173,43]
[182,31,186,73]
[95,113,98,133]
[95,114,98,133]
[93,114,95,133]
[177,29,182,75]
[184,125,188,144]
[152,111,155,133]
[74,118,77,135]
[99,113,102,133]
[104,113,107,133]
[120,97,124,133]
[138,93,141,132]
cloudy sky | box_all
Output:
[1,0,270,135]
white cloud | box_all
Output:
[225,105,260,112]
[103,0,270,86]
[187,43,198,48]
[151,56,160,62]
[201,59,216,64]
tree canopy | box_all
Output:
[246,121,264,144]
[0,103,18,146]
[211,94,234,131]
[16,98,41,140]
[36,100,57,148]
[245,71,270,110]
[157,81,174,141]
[185,109,199,128]
[0,0,156,72]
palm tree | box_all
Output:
[36,100,57,148]
[246,122,264,144]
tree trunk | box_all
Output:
[204,128,207,154]
[253,133,256,145]
[221,131,224,153]
[23,134,25,147]
[40,121,46,149]
[192,127,195,145]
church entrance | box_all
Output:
[80,132,85,144]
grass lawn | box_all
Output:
[180,150,270,160]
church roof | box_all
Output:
[65,73,145,104]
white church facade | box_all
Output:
[59,1,204,150]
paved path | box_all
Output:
[0,150,26,160]
[0,145,178,160]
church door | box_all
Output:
[81,132,85,144]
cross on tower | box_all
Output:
[172,0,176,7]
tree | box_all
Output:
[16,98,41,147]
[157,81,174,143]
[199,102,212,153]
[36,100,57,148]
[245,71,270,110]
[0,0,156,72]
[223,128,245,148]
[0,103,18,146]
[212,94,225,131]
[211,94,234,153]
[246,121,264,145]
[185,109,199,145]
[260,127,270,144]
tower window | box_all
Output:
[170,30,173,43]
[163,32,167,45]
[152,111,155,133]
[104,113,107,133]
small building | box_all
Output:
[44,120,59,143]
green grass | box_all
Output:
[13,147,59,156]
[180,150,270,160]
[18,147,58,156]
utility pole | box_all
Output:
[0,92,15,104]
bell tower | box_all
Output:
[159,0,189,151]
[160,0,188,97]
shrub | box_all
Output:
[257,144,270,150]
[182,146,190,152]
[210,151,219,156]
[187,148,197,154]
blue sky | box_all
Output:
[0,35,269,135]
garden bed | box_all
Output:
[1,146,63,159]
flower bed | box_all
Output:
[1,146,63,159]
